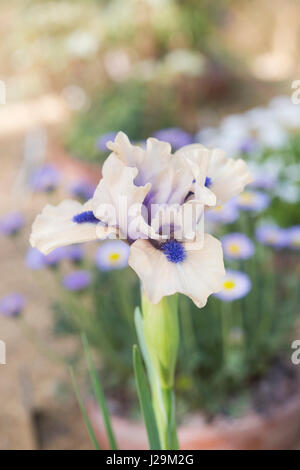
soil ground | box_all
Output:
[0,111,92,449]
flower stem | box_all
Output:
[152,380,178,449]
[139,293,179,449]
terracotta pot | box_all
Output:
[87,389,300,450]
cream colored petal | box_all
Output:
[193,186,216,206]
[174,144,216,206]
[175,143,209,186]
[30,199,114,255]
[175,144,253,205]
[106,131,144,168]
[207,148,253,205]
[147,200,205,245]
[129,233,225,307]
[92,153,151,240]
[107,132,193,206]
[107,132,172,182]
[139,137,172,183]
[180,234,225,307]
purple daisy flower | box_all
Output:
[31,165,60,192]
[152,128,193,150]
[0,293,25,317]
[0,212,24,236]
[45,247,67,267]
[206,201,239,225]
[249,173,277,191]
[239,138,258,155]
[286,226,300,250]
[62,270,91,291]
[65,244,84,263]
[69,180,96,201]
[255,224,288,249]
[221,233,255,260]
[25,247,46,270]
[95,240,129,271]
[235,190,270,213]
[214,270,251,302]
[96,132,118,152]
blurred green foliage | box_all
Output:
[257,134,300,226]
[174,0,231,51]
[65,81,179,162]
[177,251,298,417]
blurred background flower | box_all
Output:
[221,233,255,260]
[235,191,270,213]
[255,224,288,249]
[152,128,193,150]
[25,247,46,270]
[30,165,60,192]
[0,293,25,317]
[0,212,24,236]
[214,270,252,302]
[287,226,300,250]
[62,270,91,291]
[95,240,130,271]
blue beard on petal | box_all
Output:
[72,211,98,224]
[160,240,186,263]
[205,177,212,188]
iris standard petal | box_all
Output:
[107,132,195,208]
[92,153,151,240]
[175,144,253,205]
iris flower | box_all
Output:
[30,132,252,307]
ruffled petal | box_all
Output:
[107,131,145,169]
[175,143,209,186]
[175,144,253,205]
[129,233,225,307]
[174,144,216,205]
[107,132,195,207]
[92,153,151,240]
[30,199,114,255]
[206,148,253,204]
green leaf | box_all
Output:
[133,344,161,450]
[81,333,118,450]
[69,367,101,450]
[134,307,153,378]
